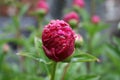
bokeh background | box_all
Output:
[0,0,120,80]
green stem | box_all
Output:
[90,0,96,16]
[38,18,42,30]
[37,18,43,37]
[86,0,96,74]
[51,62,57,80]
[0,53,6,70]
[61,63,70,80]
[86,35,93,73]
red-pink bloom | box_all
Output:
[42,20,75,62]
[73,0,85,8]
[63,12,79,23]
[91,15,100,24]
[36,0,49,13]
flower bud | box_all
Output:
[2,44,10,53]
[91,15,100,24]
[75,34,83,48]
[73,0,85,8]
[42,20,75,62]
[63,12,79,29]
[36,0,49,16]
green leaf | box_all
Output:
[113,37,120,46]
[16,37,51,64]
[75,75,100,80]
[17,51,52,76]
[97,22,109,31]
[12,16,20,28]
[34,37,48,60]
[63,48,99,62]
[17,52,52,65]
[71,53,99,62]
[79,9,90,21]
[82,22,109,37]
[82,22,96,36]
[34,37,42,50]
[106,42,120,57]
[19,4,29,17]
[104,44,120,71]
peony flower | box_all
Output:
[91,15,100,24]
[63,12,79,28]
[42,20,75,62]
[73,0,85,8]
[36,0,49,14]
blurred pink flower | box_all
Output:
[36,0,49,14]
[63,11,79,23]
[91,15,100,24]
[63,12,79,28]
[73,0,85,8]
[3,44,10,53]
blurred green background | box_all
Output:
[0,0,120,80]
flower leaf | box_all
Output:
[75,74,100,80]
[70,53,99,62]
[64,51,99,63]
[17,52,52,64]
[19,4,29,17]
[34,37,50,61]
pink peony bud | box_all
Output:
[75,34,83,48]
[63,12,79,28]
[42,20,75,62]
[73,0,85,8]
[3,44,10,53]
[41,0,46,1]
[36,0,49,14]
[91,15,100,24]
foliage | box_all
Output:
[0,0,120,80]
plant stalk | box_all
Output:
[86,0,96,74]
[86,35,93,73]
[37,18,43,37]
[90,0,96,16]
[61,63,70,80]
[51,62,57,80]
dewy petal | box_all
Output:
[51,48,59,61]
[42,45,52,57]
